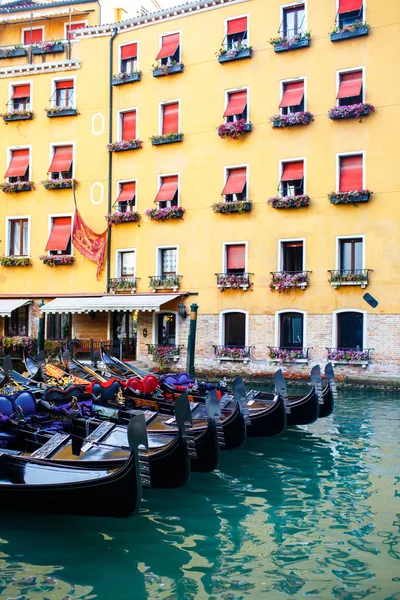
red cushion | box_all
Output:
[126,377,144,393]
[86,378,124,393]
[142,374,159,394]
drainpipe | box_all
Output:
[107,27,118,292]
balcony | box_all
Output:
[330,23,370,42]
[270,32,311,53]
[270,271,311,292]
[112,71,141,86]
[326,347,373,368]
[212,200,252,214]
[147,344,182,365]
[329,269,372,289]
[152,62,184,77]
[213,345,253,363]
[216,272,253,291]
[151,133,183,146]
[149,275,182,292]
[47,107,78,118]
[217,46,252,64]
[31,42,65,55]
[268,347,311,364]
[108,277,139,294]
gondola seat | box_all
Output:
[0,397,14,421]
[126,375,159,395]
[86,379,124,402]
[14,391,37,415]
[161,373,194,388]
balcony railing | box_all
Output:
[268,347,311,363]
[213,345,253,362]
[328,269,372,289]
[108,277,139,294]
[270,271,311,292]
[216,272,253,291]
[326,347,373,368]
[149,275,182,292]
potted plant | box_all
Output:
[41,178,77,190]
[31,40,64,55]
[152,61,184,77]
[46,106,78,118]
[0,45,28,59]
[212,200,252,214]
[216,43,252,63]
[213,345,252,361]
[328,190,372,204]
[150,132,183,145]
[270,271,310,292]
[328,103,374,120]
[269,347,308,362]
[112,70,142,85]
[106,211,141,225]
[270,111,313,128]
[268,194,310,209]
[270,32,311,52]
[1,109,33,122]
[149,275,181,291]
[217,118,252,139]
[107,139,142,152]
[0,181,35,193]
[216,273,252,290]
[109,278,137,293]
[327,348,370,366]
[0,256,31,267]
[147,344,180,369]
[39,254,74,266]
[330,21,370,42]
[145,206,185,221]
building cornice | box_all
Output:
[0,59,81,78]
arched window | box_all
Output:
[224,312,246,347]
[337,311,363,349]
[280,312,304,348]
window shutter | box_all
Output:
[339,155,363,191]
[222,168,247,195]
[121,43,137,60]
[45,217,72,251]
[5,149,29,178]
[227,245,245,270]
[122,111,137,141]
[48,146,73,173]
[156,33,180,59]
[162,103,179,134]
[281,161,304,181]
[337,71,362,99]
[279,81,304,108]
[338,0,363,14]
[224,90,247,117]
[23,29,43,44]
[12,85,30,99]
[154,176,179,202]
[227,17,247,35]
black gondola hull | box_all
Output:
[247,396,287,437]
[287,387,319,426]
[189,419,219,473]
[318,383,334,418]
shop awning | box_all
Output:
[338,0,362,14]
[154,176,178,202]
[222,168,247,195]
[156,33,180,60]
[224,91,247,117]
[281,161,304,181]
[5,149,29,178]
[40,295,181,315]
[48,146,73,174]
[0,299,31,318]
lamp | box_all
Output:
[178,302,188,319]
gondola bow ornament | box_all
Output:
[72,208,108,279]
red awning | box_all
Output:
[154,176,178,202]
[121,42,137,60]
[5,149,29,178]
[224,91,247,117]
[122,111,136,141]
[23,29,42,44]
[281,161,304,181]
[222,168,247,195]
[156,33,180,60]
[227,245,245,270]
[340,155,363,191]
[338,0,363,14]
[162,103,179,135]
[56,80,74,90]
[45,217,72,252]
[227,17,247,35]
[279,81,304,108]
[283,242,303,248]
[48,146,73,173]
[12,85,30,99]
[337,71,362,99]
[117,182,136,203]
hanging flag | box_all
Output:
[72,209,108,279]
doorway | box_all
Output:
[111,311,137,359]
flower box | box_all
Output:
[41,178,77,190]
[31,43,65,55]
[270,33,311,53]
[268,347,310,363]
[147,344,181,368]
[268,195,310,209]
[213,345,253,363]
[329,190,372,204]
[112,71,141,86]
[47,108,78,118]
[1,182,34,193]
[271,112,313,128]
[107,139,142,152]
[328,103,374,120]
[39,254,74,267]
[106,211,141,225]
[0,256,31,267]
[152,62,184,77]
[145,207,185,221]
[0,48,27,59]
[327,348,371,368]
[270,271,310,292]
[217,47,252,64]
[149,275,181,292]
[217,119,252,140]
[2,111,33,122]
[212,201,252,214]
[109,277,138,293]
[329,269,371,289]
[151,133,183,146]
[330,25,370,42]
[216,273,252,291]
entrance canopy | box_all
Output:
[40,295,181,315]
[0,299,31,318]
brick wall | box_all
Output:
[74,312,108,339]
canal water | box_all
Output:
[0,388,399,599]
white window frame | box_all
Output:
[223,164,249,202]
[152,310,179,345]
[335,234,365,270]
[156,245,178,278]
[224,13,250,45]
[157,172,180,208]
[274,309,307,348]
[336,151,366,192]
[6,145,32,183]
[158,30,182,63]
[47,213,74,256]
[21,26,45,45]
[280,1,308,34]
[64,20,89,41]
[115,248,136,278]
[219,309,249,347]
[50,75,77,109]
[118,107,138,141]
[224,86,250,122]
[115,178,138,212]
[119,40,140,73]
[222,241,248,273]
[279,76,307,113]
[278,157,306,195]
[48,141,76,179]
[332,308,367,348]
[8,79,33,111]
[159,99,180,135]
[336,66,365,104]
[6,215,31,258]
[278,237,306,271]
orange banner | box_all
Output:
[72,209,108,279]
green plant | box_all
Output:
[0,256,31,267]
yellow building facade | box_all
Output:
[0,0,399,381]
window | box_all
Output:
[115,181,136,213]
[23,28,43,45]
[48,146,73,180]
[224,312,246,347]
[280,313,304,348]
[66,22,87,40]
[156,33,180,65]
[225,244,245,274]
[47,313,71,339]
[118,251,135,277]
[280,161,304,196]
[339,154,363,192]
[280,80,304,114]
[8,218,28,256]
[337,70,363,106]
[161,102,179,135]
[282,4,305,37]
[54,80,74,108]
[337,312,363,348]
[337,0,363,30]
[224,90,248,122]
[5,149,30,183]
[226,16,248,50]
[156,313,176,345]
[282,241,303,272]
[222,167,247,202]
[46,217,72,255]
[121,43,138,73]
[160,248,177,277]
[339,238,363,271]
[5,305,28,336]
[10,84,31,111]
[154,175,179,208]
[121,110,137,141]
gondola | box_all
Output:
[100,344,141,378]
[22,350,43,381]
[319,363,336,418]
[232,377,287,437]
[0,415,147,517]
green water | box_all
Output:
[0,389,399,599]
